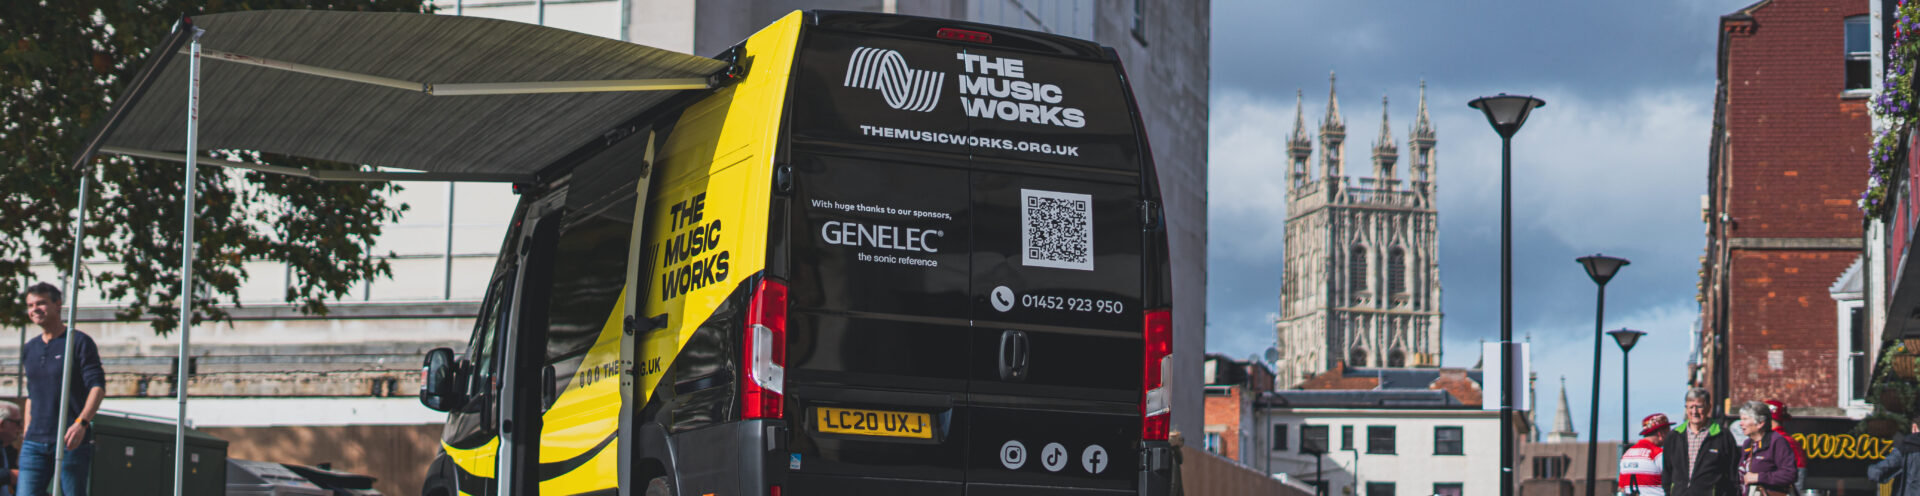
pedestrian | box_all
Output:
[1663,388,1740,495]
[1762,399,1807,491]
[1867,401,1920,495]
[1736,401,1796,496]
[16,283,104,496]
[1620,413,1671,495]
[0,401,21,495]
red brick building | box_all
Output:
[1698,0,1873,427]
[1202,354,1275,464]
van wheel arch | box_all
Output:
[422,452,458,496]
[634,422,678,496]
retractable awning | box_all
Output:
[77,9,733,182]
[53,11,737,496]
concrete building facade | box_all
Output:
[1260,366,1493,496]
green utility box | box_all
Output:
[90,412,228,495]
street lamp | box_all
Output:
[1578,254,1630,496]
[1608,328,1646,455]
[1469,93,1545,496]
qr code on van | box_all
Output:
[1021,189,1094,271]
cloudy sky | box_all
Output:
[1205,0,1770,443]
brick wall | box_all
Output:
[1203,388,1243,459]
[1713,0,1869,410]
[1729,251,1856,407]
[1723,0,1869,240]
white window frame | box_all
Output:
[1836,298,1869,414]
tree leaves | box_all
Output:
[0,0,427,334]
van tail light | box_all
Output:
[1141,309,1172,441]
[936,28,993,44]
[743,278,789,420]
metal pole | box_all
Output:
[1586,284,1606,496]
[49,172,91,496]
[173,30,204,496]
[1499,135,1514,496]
[445,182,455,300]
[1623,348,1631,461]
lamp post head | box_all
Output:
[1608,328,1645,353]
[1467,94,1546,138]
[1577,254,1631,286]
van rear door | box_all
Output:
[787,13,1150,495]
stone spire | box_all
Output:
[1547,376,1579,443]
[1372,95,1398,185]
[1289,90,1314,187]
[1409,79,1438,184]
[1412,79,1436,141]
[1319,72,1346,178]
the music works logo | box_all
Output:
[843,47,945,112]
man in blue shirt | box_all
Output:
[17,283,104,496]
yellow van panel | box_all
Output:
[633,11,801,410]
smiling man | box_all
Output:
[1662,388,1738,496]
[16,283,104,496]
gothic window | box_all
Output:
[1349,347,1368,367]
[1350,245,1368,300]
[1388,349,1406,368]
[1846,16,1870,91]
[1389,246,1407,297]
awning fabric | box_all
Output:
[89,9,730,182]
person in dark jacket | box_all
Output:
[1867,401,1920,495]
[1736,401,1796,495]
[1664,388,1740,496]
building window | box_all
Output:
[1533,455,1569,479]
[1367,426,1396,454]
[1847,15,1871,90]
[1273,424,1289,452]
[1341,425,1355,451]
[1350,348,1368,367]
[1131,0,1148,45]
[1301,425,1329,454]
[1388,246,1407,297]
[1388,349,1406,368]
[1365,482,1395,496]
[1350,245,1369,301]
[1433,483,1464,496]
[1204,431,1224,454]
[1850,305,1867,401]
[1434,426,1463,455]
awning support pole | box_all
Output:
[97,146,530,183]
[172,28,204,496]
[48,172,90,496]
[188,47,716,96]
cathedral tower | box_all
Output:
[1276,75,1443,388]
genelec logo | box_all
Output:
[821,220,943,253]
[843,47,945,112]
[842,47,1088,128]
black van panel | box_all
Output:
[791,29,1141,171]
[789,154,971,318]
[968,172,1142,332]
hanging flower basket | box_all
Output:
[1893,354,1919,381]
[1864,1,1920,215]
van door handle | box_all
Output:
[999,330,1028,382]
[540,364,557,412]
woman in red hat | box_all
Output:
[1620,413,1670,495]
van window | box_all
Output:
[468,276,512,391]
[545,194,638,361]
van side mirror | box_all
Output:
[420,347,467,412]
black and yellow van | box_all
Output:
[417,11,1176,496]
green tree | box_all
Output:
[0,0,429,333]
